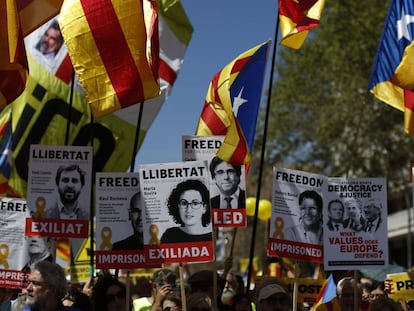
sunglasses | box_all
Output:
[105,290,125,302]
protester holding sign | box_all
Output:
[161,179,212,243]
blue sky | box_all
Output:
[137,0,278,165]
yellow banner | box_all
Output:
[387,272,414,302]
[7,55,143,197]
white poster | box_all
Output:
[0,198,55,288]
[268,167,325,263]
[139,160,214,264]
[95,172,157,269]
[26,144,92,238]
[323,177,388,270]
[182,135,247,227]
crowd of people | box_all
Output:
[0,261,413,311]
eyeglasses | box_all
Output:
[105,290,125,302]
[178,199,204,210]
[27,280,47,288]
[163,307,180,311]
[214,169,237,177]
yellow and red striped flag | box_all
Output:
[279,0,325,49]
[59,0,160,118]
[0,0,28,109]
[196,41,270,165]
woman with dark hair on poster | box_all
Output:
[161,179,211,243]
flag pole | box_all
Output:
[245,9,280,293]
[130,102,145,172]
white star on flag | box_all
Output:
[232,87,248,116]
[397,7,414,41]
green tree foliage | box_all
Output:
[255,0,414,194]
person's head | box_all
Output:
[161,293,182,311]
[91,275,126,311]
[167,179,210,227]
[187,292,213,311]
[336,277,362,311]
[221,272,244,306]
[368,281,386,303]
[135,276,152,298]
[152,269,177,289]
[40,20,63,55]
[345,199,363,220]
[62,284,92,311]
[129,191,143,237]
[27,236,52,260]
[209,157,242,196]
[188,270,217,299]
[256,279,291,311]
[368,296,403,311]
[232,294,253,311]
[298,190,322,230]
[331,270,356,285]
[363,198,382,222]
[55,164,85,204]
[328,199,344,223]
[26,261,68,311]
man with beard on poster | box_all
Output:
[46,164,88,220]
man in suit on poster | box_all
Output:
[209,156,245,209]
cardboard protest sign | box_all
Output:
[268,167,325,263]
[182,135,247,227]
[256,276,327,304]
[95,172,159,269]
[323,177,388,270]
[26,144,92,238]
[0,198,56,288]
[139,160,214,264]
[386,272,414,302]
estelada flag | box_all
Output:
[195,41,270,165]
[59,0,160,118]
[368,0,414,135]
[279,0,325,49]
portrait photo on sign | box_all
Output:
[24,17,69,74]
[95,172,143,251]
[140,160,214,264]
[27,144,93,222]
[209,156,246,210]
[268,167,325,263]
[182,136,247,227]
[160,178,212,243]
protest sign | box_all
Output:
[268,167,325,263]
[182,135,246,227]
[0,198,56,288]
[26,144,92,238]
[95,172,155,269]
[139,160,214,264]
[323,177,388,270]
[386,272,414,302]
